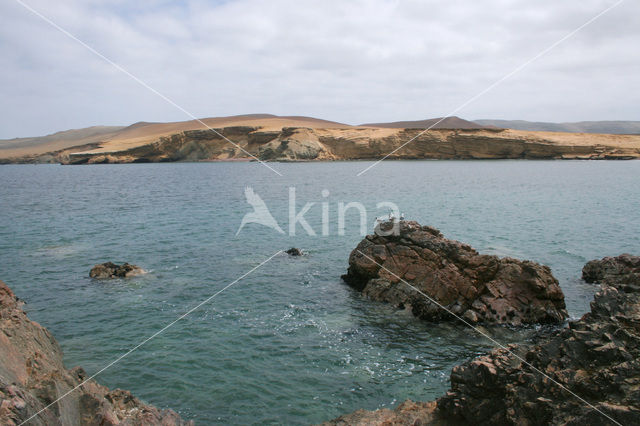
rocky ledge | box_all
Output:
[89,262,145,279]
[0,279,191,425]
[326,254,640,425]
[342,221,567,325]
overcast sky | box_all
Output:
[0,0,638,138]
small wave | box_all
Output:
[35,243,83,258]
[549,249,587,262]
[482,245,523,258]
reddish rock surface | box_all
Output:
[324,401,439,426]
[325,254,640,425]
[342,221,567,325]
[0,279,191,425]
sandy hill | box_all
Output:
[475,119,640,134]
[360,116,486,129]
[0,126,125,157]
[64,127,640,164]
[2,114,640,163]
[0,114,349,159]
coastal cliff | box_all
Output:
[0,279,191,425]
[61,127,640,164]
[3,126,640,164]
[325,254,640,425]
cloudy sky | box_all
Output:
[0,0,638,138]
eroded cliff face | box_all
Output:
[0,279,191,425]
[324,255,640,426]
[58,127,640,164]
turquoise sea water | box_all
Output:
[0,161,638,424]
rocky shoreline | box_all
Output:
[0,279,191,425]
[325,252,640,425]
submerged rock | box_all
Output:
[325,254,640,425]
[89,262,145,279]
[0,279,191,425]
[342,221,567,325]
[285,248,304,256]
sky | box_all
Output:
[0,0,638,138]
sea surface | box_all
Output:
[0,160,638,424]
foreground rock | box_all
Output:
[0,279,191,425]
[89,262,145,279]
[342,221,567,325]
[435,281,640,423]
[326,254,640,425]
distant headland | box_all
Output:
[1,114,639,164]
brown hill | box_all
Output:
[63,127,640,164]
[475,119,640,134]
[2,115,640,163]
[360,116,487,129]
[0,126,125,157]
[0,114,349,159]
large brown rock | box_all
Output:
[342,221,567,325]
[0,279,192,425]
[325,255,640,425]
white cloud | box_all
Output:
[0,0,637,137]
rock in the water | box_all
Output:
[325,254,640,425]
[342,221,567,325]
[582,253,640,291]
[0,279,192,425]
[89,262,145,279]
[285,247,304,256]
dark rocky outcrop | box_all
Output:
[324,255,640,425]
[0,279,191,425]
[285,248,304,256]
[582,253,640,291]
[89,262,145,279]
[435,281,640,424]
[342,221,567,325]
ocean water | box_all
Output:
[0,160,638,424]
